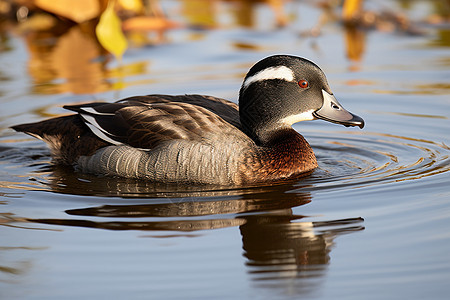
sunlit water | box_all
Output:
[1,1,450,299]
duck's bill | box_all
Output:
[313,90,365,129]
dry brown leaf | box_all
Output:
[17,13,56,32]
[34,0,101,23]
[122,16,180,32]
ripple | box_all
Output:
[1,130,449,197]
[304,131,450,191]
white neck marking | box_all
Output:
[279,109,316,126]
[242,66,295,89]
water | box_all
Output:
[1,1,450,299]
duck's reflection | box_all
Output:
[28,174,364,294]
[241,213,363,290]
[32,179,313,231]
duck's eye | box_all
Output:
[298,80,309,88]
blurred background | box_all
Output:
[0,0,448,97]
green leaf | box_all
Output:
[96,0,128,61]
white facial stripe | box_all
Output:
[81,114,122,145]
[243,66,295,89]
[280,109,316,126]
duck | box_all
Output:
[12,55,364,185]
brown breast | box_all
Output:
[238,128,317,184]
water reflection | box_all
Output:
[344,25,366,71]
[22,179,363,295]
[241,214,363,286]
[24,23,109,95]
[181,0,288,28]
[31,181,313,230]
[0,246,35,279]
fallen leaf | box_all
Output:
[96,0,128,61]
[17,13,56,33]
[342,0,363,22]
[34,0,101,23]
[118,0,144,13]
[122,16,180,32]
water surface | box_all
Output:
[1,1,450,299]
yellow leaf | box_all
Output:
[118,0,144,13]
[96,0,128,61]
[342,0,363,21]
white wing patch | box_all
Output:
[80,114,122,145]
[242,66,295,89]
[78,108,153,150]
[81,107,114,116]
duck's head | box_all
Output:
[238,55,364,145]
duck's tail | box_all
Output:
[11,115,109,164]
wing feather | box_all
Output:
[64,94,245,150]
